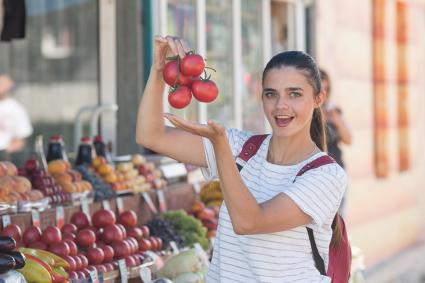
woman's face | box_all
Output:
[262,66,322,138]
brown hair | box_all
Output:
[262,51,328,152]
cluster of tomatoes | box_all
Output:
[162,52,219,109]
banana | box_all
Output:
[17,255,52,283]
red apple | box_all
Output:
[42,226,62,245]
[92,209,116,228]
[73,255,82,270]
[126,237,139,254]
[116,224,127,238]
[1,224,22,241]
[110,240,131,259]
[126,227,143,240]
[68,271,79,280]
[76,229,96,248]
[125,255,137,267]
[63,255,77,271]
[149,237,158,251]
[61,223,78,234]
[101,225,123,244]
[95,265,107,273]
[64,239,78,256]
[62,232,76,242]
[87,247,105,265]
[118,210,138,228]
[137,238,152,252]
[23,226,42,245]
[49,241,70,257]
[98,244,114,263]
[156,237,163,250]
[28,241,47,250]
[76,271,86,279]
[103,262,115,272]
[140,225,150,238]
[78,254,89,269]
[70,212,90,230]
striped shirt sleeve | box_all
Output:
[201,128,252,180]
[283,164,348,227]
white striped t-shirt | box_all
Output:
[201,128,347,283]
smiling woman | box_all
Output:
[136,36,349,283]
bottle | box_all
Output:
[93,135,106,158]
[46,135,68,162]
[75,137,94,166]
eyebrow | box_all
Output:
[262,87,304,92]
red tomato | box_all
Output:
[192,80,219,103]
[163,60,193,87]
[180,54,205,77]
[168,86,192,109]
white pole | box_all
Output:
[99,0,117,153]
[233,0,242,129]
[197,0,207,123]
[263,0,272,133]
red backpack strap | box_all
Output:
[236,134,268,172]
[294,154,336,277]
[296,155,336,177]
[237,134,268,161]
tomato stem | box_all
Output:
[205,66,216,72]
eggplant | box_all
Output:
[3,251,26,269]
[0,236,16,252]
[0,254,16,274]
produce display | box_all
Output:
[163,52,218,109]
[146,218,184,249]
[162,210,209,250]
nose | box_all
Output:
[276,95,289,110]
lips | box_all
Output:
[275,115,294,127]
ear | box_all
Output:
[315,90,326,108]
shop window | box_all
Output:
[0,0,99,165]
[167,0,198,122]
[271,1,293,55]
[205,0,234,127]
[241,0,264,133]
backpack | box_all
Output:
[236,134,351,283]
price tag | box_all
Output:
[89,269,99,283]
[31,210,40,228]
[139,266,152,283]
[102,200,111,210]
[81,198,90,217]
[170,241,179,254]
[156,190,167,213]
[194,242,209,265]
[2,215,11,228]
[145,250,164,270]
[116,197,124,214]
[142,192,158,214]
[56,206,64,229]
[118,259,128,283]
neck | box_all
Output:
[267,134,319,166]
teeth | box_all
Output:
[276,115,292,119]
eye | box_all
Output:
[289,92,302,97]
[263,91,277,98]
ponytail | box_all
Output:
[311,107,327,152]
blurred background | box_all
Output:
[1,0,424,282]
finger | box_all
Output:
[155,35,167,44]
[180,39,191,54]
[165,36,179,56]
[175,40,186,59]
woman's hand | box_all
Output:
[152,36,191,71]
[164,113,226,144]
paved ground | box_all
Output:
[364,240,425,283]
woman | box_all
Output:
[136,36,347,282]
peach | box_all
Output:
[191,201,205,214]
[53,172,73,183]
[12,176,32,193]
[92,156,107,169]
[48,160,68,175]
[59,180,76,193]
[98,164,113,176]
[2,161,17,176]
[104,173,117,184]
[131,154,146,166]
